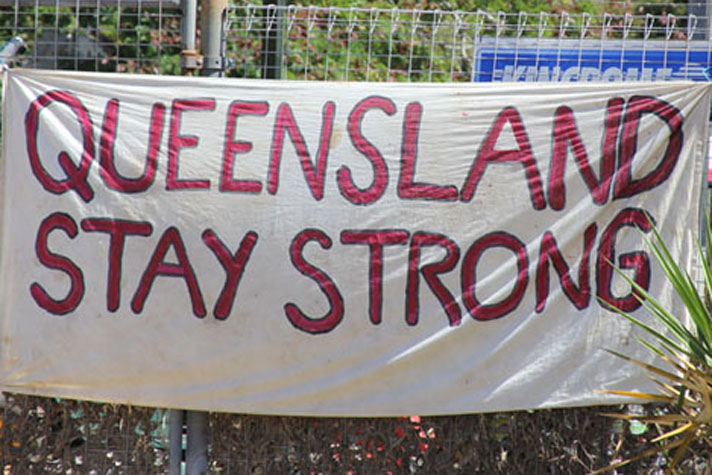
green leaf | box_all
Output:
[628,419,648,435]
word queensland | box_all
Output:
[25,91,682,334]
[26,92,680,206]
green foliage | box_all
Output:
[607,219,712,368]
[629,419,648,435]
[598,218,712,472]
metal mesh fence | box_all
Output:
[224,5,712,82]
[225,5,481,81]
[2,393,168,472]
[7,393,709,473]
[0,0,182,73]
[3,3,712,81]
[1,2,711,473]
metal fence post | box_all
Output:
[169,409,185,475]
[186,411,209,474]
[169,0,203,471]
[169,1,231,473]
[263,0,286,79]
[169,409,209,474]
[200,0,228,77]
[180,0,200,73]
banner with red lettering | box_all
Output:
[0,69,708,415]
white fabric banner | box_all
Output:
[0,69,708,415]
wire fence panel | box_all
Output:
[225,5,712,83]
[0,0,182,73]
[3,3,712,81]
[2,394,687,474]
[3,394,710,473]
[2,394,169,473]
[225,5,481,82]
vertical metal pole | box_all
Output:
[170,1,201,471]
[181,0,197,51]
[263,0,286,79]
[174,0,227,470]
[169,409,209,475]
[169,0,202,470]
[171,2,226,472]
[169,409,185,475]
[180,0,200,73]
[186,411,209,474]
[200,0,228,77]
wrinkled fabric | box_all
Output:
[0,69,708,415]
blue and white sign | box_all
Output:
[475,39,712,82]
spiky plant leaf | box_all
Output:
[592,437,687,474]
[598,390,675,403]
[597,219,712,472]
[650,421,695,443]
